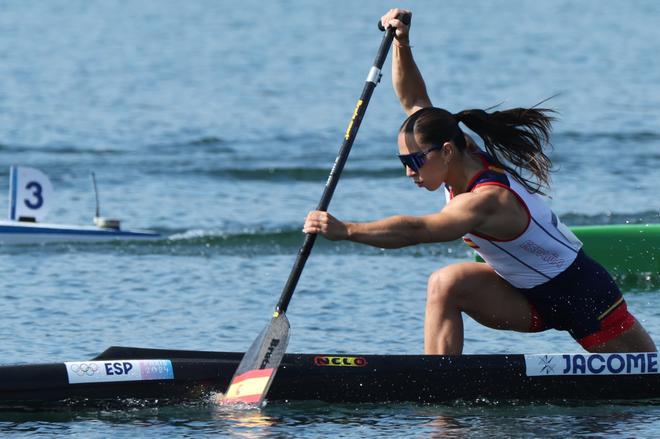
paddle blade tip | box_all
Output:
[216,368,275,406]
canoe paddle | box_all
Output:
[218,12,411,406]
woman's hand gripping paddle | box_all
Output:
[218,12,411,407]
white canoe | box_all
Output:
[0,220,160,245]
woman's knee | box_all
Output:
[426,267,464,307]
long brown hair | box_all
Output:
[399,106,555,194]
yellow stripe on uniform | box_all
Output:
[463,237,480,249]
[598,297,624,321]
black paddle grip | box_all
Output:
[377,12,411,32]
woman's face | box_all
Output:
[397,131,448,191]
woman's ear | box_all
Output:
[442,141,453,164]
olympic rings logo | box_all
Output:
[69,362,100,376]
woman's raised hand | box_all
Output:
[380,8,412,43]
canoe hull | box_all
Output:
[1,347,659,406]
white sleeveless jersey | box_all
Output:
[445,164,583,289]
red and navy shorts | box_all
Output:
[521,249,636,349]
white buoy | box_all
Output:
[93,216,121,230]
[91,172,121,230]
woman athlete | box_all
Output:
[302,8,656,355]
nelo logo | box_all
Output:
[314,356,367,367]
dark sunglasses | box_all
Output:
[398,145,443,173]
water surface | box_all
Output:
[1,0,659,437]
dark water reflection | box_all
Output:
[4,401,659,437]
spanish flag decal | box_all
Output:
[220,368,274,404]
[463,237,479,249]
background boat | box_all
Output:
[0,219,160,245]
[2,166,160,244]
[572,224,660,275]
[475,223,660,276]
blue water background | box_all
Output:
[1,0,659,436]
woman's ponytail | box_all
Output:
[454,108,555,194]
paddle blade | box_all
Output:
[218,314,290,406]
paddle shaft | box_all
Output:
[220,14,411,406]
[275,18,406,316]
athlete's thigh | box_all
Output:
[437,262,533,332]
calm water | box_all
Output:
[1,0,659,436]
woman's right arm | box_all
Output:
[303,190,496,249]
[381,8,432,115]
